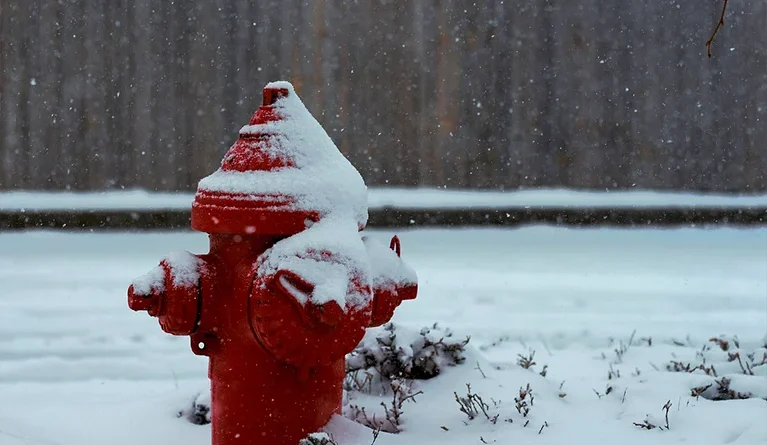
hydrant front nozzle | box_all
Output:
[274,270,345,327]
[127,285,159,314]
[307,301,345,327]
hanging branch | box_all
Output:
[705,0,729,58]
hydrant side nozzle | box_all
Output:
[155,256,205,336]
[399,283,418,301]
[127,254,204,337]
[127,284,161,315]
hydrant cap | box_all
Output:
[192,81,368,235]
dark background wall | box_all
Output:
[1,0,765,193]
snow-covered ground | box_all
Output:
[1,227,765,444]
[2,187,767,211]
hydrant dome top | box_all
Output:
[192,81,368,235]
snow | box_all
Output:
[129,251,201,296]
[369,187,767,210]
[362,234,418,291]
[340,327,767,445]
[0,227,765,445]
[196,81,368,228]
[198,81,375,311]
[164,251,202,288]
[0,189,195,211]
[2,187,766,212]
[131,264,165,296]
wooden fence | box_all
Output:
[1,0,765,192]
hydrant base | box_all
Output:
[210,358,344,445]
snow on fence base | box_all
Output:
[1,188,766,229]
[0,206,765,230]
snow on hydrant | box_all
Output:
[127,81,417,445]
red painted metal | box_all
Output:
[370,235,418,326]
[128,84,417,445]
[369,235,417,327]
[190,84,314,236]
[389,235,401,257]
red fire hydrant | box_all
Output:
[127,81,417,445]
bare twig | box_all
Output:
[380,380,423,432]
[730,352,755,376]
[662,400,672,430]
[517,351,536,369]
[691,383,713,398]
[666,360,717,377]
[633,420,656,430]
[610,330,636,364]
[514,384,534,417]
[370,426,381,445]
[634,400,672,431]
[475,361,487,378]
[299,433,338,445]
[454,384,499,424]
[706,0,729,58]
[347,379,421,434]
[710,337,731,351]
[711,376,753,400]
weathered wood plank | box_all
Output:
[0,0,764,192]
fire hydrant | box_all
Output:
[127,81,417,445]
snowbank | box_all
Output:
[1,228,765,445]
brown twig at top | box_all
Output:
[706,0,729,58]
